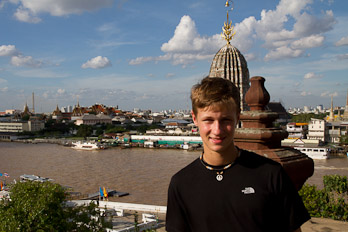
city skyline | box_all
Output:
[0,0,348,112]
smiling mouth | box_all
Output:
[210,137,225,144]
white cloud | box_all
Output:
[131,0,336,65]
[321,91,338,97]
[0,45,19,56]
[14,69,68,78]
[265,46,304,61]
[232,16,257,52]
[57,89,66,95]
[0,45,51,68]
[244,53,257,61]
[11,55,42,68]
[292,10,335,37]
[14,6,41,23]
[166,73,175,78]
[335,36,348,46]
[42,91,49,99]
[161,15,222,54]
[130,16,224,66]
[241,1,335,58]
[337,54,348,60]
[304,72,323,79]
[81,56,111,69]
[301,91,312,96]
[129,56,155,65]
[258,2,335,60]
[10,0,113,23]
[0,87,8,92]
[0,78,7,84]
[159,15,224,65]
[291,35,325,49]
[330,92,338,97]
[320,0,334,5]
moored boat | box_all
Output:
[20,174,53,182]
[71,141,105,151]
[294,146,330,159]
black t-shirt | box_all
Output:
[166,149,310,232]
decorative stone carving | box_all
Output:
[234,76,314,190]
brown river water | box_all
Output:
[1,142,348,206]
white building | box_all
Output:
[0,122,29,133]
[327,122,346,144]
[303,106,310,113]
[307,118,328,142]
[75,114,112,126]
[316,105,324,112]
[5,109,21,115]
[28,117,45,131]
[0,119,44,133]
[286,123,308,139]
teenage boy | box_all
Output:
[166,77,310,232]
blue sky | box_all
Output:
[0,0,347,113]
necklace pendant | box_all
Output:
[216,174,223,181]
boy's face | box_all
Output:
[192,102,240,156]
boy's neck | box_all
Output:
[203,146,239,166]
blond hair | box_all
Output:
[191,77,241,115]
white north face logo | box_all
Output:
[242,187,255,194]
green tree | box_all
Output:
[290,113,328,123]
[0,181,111,231]
[299,175,348,221]
[21,114,30,121]
[340,135,348,145]
[76,125,93,139]
[105,126,126,134]
[136,124,162,134]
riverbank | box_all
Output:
[1,137,205,151]
[1,141,348,230]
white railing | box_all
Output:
[70,200,165,232]
[70,200,167,214]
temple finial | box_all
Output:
[221,0,236,45]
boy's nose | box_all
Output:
[212,121,222,134]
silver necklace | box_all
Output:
[199,151,239,181]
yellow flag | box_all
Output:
[103,187,108,198]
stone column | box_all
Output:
[234,76,314,190]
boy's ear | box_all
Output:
[191,110,198,126]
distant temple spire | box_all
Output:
[343,89,348,120]
[329,95,334,121]
[209,0,250,111]
[23,102,30,113]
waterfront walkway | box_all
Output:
[72,200,348,231]
[302,217,348,231]
[154,218,348,231]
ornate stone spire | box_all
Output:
[234,76,314,190]
[209,0,250,111]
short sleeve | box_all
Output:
[277,168,311,231]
